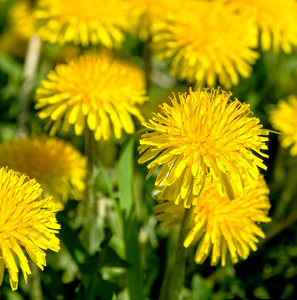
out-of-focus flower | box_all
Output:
[35,0,133,48]
[9,0,35,39]
[270,96,297,155]
[35,54,147,140]
[0,167,60,291]
[0,0,35,58]
[0,136,86,209]
[139,88,269,207]
[152,0,259,88]
[225,0,297,53]
[129,0,178,41]
[154,174,271,266]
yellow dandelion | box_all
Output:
[154,174,271,266]
[152,0,259,88]
[225,0,297,53]
[139,88,269,207]
[0,167,60,291]
[34,0,133,48]
[0,136,87,210]
[9,0,35,40]
[129,0,179,41]
[270,95,297,155]
[35,54,147,141]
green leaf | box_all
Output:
[191,274,212,300]
[97,159,124,237]
[0,54,23,99]
[118,135,135,212]
[104,247,131,268]
[123,210,144,300]
[93,274,121,300]
[118,133,145,300]
[89,221,105,254]
[112,293,119,300]
[57,216,90,266]
[118,128,147,213]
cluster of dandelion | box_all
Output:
[139,88,271,266]
[4,0,297,88]
[3,0,292,295]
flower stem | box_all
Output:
[29,262,43,300]
[83,127,97,251]
[143,36,152,93]
[17,34,41,137]
[160,206,194,300]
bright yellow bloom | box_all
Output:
[0,136,86,210]
[154,174,271,266]
[225,0,297,53]
[9,0,35,40]
[35,54,147,140]
[0,167,60,291]
[152,0,259,88]
[270,96,297,155]
[139,88,269,207]
[35,0,133,48]
[129,0,178,41]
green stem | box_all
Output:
[143,36,152,93]
[97,160,124,238]
[17,34,41,137]
[160,206,194,300]
[259,208,297,247]
[83,127,97,251]
[29,262,43,300]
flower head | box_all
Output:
[0,136,86,209]
[154,174,271,266]
[35,0,133,48]
[0,167,60,291]
[270,96,297,155]
[35,54,147,140]
[129,0,178,41]
[225,0,297,53]
[152,0,259,88]
[139,88,269,207]
[9,0,35,40]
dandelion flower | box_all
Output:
[225,0,297,53]
[0,136,86,209]
[0,167,60,291]
[139,88,269,207]
[129,0,179,41]
[34,0,133,48]
[9,0,35,40]
[154,174,271,266]
[270,96,297,155]
[35,54,147,140]
[153,0,259,88]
